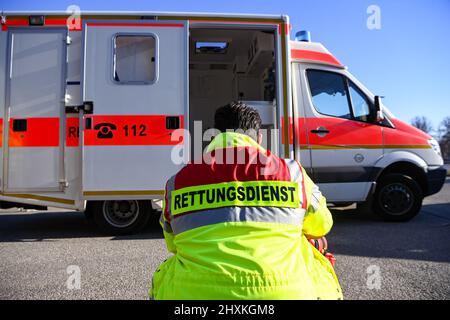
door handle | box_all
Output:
[65,101,94,114]
[311,127,330,136]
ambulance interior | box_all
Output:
[189,28,278,158]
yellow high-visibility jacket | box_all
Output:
[150,132,343,299]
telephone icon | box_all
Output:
[94,123,117,139]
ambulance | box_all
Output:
[0,11,446,234]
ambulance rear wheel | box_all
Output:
[92,200,152,235]
[373,173,423,222]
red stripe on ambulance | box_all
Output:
[282,116,430,148]
[83,115,184,146]
[1,18,82,31]
[9,118,59,147]
[66,117,80,147]
[291,49,342,67]
[86,22,184,28]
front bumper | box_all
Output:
[425,165,447,196]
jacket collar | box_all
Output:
[206,132,266,153]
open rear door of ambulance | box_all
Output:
[81,20,188,199]
[3,27,67,193]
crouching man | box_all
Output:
[150,101,343,300]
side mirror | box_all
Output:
[374,95,385,123]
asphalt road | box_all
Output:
[1,179,449,300]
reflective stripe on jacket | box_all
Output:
[151,132,343,300]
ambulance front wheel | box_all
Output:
[90,200,152,235]
[373,173,423,222]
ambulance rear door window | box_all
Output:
[113,34,157,84]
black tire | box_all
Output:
[84,202,94,220]
[90,200,153,235]
[373,173,423,222]
[356,200,373,215]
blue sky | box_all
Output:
[1,0,449,133]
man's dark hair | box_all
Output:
[214,102,262,139]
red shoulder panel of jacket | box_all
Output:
[174,146,291,190]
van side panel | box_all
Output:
[63,28,83,206]
[4,29,66,192]
[291,62,312,173]
[296,62,382,202]
[0,25,83,209]
[81,21,188,197]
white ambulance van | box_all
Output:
[0,11,446,234]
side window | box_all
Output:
[349,81,371,122]
[306,69,351,119]
[113,35,156,84]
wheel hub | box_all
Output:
[103,200,139,228]
[379,183,413,216]
[117,201,131,214]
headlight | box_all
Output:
[428,138,442,157]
